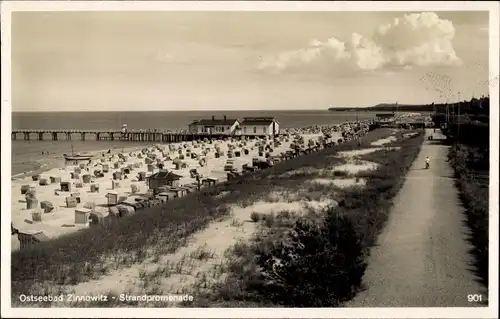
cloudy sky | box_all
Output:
[12,10,490,111]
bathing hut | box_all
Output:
[157,191,175,202]
[173,158,183,169]
[31,210,42,222]
[106,191,119,206]
[135,171,146,181]
[109,206,120,218]
[20,185,30,195]
[66,196,78,208]
[168,187,187,198]
[26,197,38,210]
[224,160,234,172]
[116,204,135,217]
[93,170,104,178]
[75,208,91,225]
[130,183,139,194]
[202,177,218,187]
[18,230,49,250]
[112,180,121,190]
[148,171,182,193]
[40,200,54,213]
[189,169,199,179]
[89,210,110,227]
[60,181,71,192]
[70,191,81,199]
[90,184,99,193]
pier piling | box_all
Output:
[11,129,235,143]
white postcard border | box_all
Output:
[1,1,498,318]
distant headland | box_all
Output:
[328,103,437,112]
[328,97,489,113]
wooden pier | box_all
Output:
[11,130,233,143]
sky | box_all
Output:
[11,10,491,111]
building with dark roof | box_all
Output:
[148,170,183,192]
[239,117,280,136]
[188,115,240,135]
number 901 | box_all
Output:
[467,294,483,302]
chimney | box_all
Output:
[224,115,227,121]
[212,115,215,121]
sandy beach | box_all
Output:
[18,121,404,305]
[11,123,365,251]
[10,117,437,307]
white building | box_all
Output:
[238,117,280,137]
[188,116,240,135]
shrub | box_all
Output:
[253,211,366,307]
[250,212,261,222]
[261,213,276,228]
[448,143,489,288]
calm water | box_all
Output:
[12,110,376,130]
[11,110,377,176]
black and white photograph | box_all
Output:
[1,1,498,318]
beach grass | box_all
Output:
[447,142,489,288]
[181,129,424,307]
[10,127,423,307]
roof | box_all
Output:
[148,171,182,181]
[240,117,278,126]
[189,118,239,126]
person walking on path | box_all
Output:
[345,129,487,307]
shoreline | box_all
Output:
[10,144,155,182]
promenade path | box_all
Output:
[346,129,487,307]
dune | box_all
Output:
[11,119,382,305]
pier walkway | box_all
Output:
[11,130,241,142]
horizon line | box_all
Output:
[11,108,364,113]
[11,102,475,113]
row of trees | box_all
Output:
[329,96,490,114]
[430,96,490,147]
[431,96,490,116]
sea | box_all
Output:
[10,110,378,177]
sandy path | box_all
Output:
[346,129,487,307]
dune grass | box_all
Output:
[11,127,422,307]
[182,130,425,307]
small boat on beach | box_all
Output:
[63,144,93,161]
[63,154,93,161]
